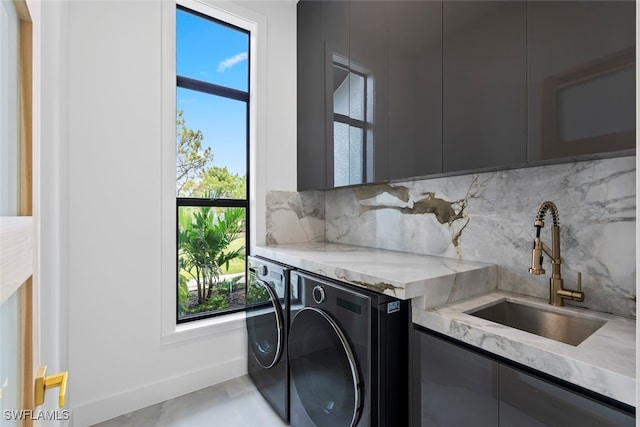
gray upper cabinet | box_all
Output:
[297,0,327,191]
[527,1,636,162]
[298,0,386,189]
[323,0,351,188]
[297,0,636,191]
[388,1,443,180]
[340,0,389,186]
[442,1,527,173]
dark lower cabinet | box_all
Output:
[413,328,635,427]
[413,329,499,426]
[499,366,634,427]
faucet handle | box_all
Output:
[556,272,585,303]
[577,272,582,292]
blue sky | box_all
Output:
[177,9,248,176]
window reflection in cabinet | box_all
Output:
[332,60,368,186]
[346,0,388,185]
[322,0,351,188]
[528,1,636,161]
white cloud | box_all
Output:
[217,52,248,72]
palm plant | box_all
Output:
[178,205,246,307]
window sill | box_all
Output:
[161,311,246,345]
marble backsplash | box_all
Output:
[265,156,636,318]
[265,191,325,245]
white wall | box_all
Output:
[37,1,72,425]
[38,1,297,425]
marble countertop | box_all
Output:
[413,291,636,407]
[253,242,496,306]
[253,242,635,407]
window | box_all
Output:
[1,0,21,216]
[176,5,249,323]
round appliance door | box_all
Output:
[246,273,284,369]
[289,307,362,427]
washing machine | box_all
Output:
[288,271,410,427]
[246,256,292,423]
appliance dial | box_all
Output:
[312,285,326,304]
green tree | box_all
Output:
[186,166,246,199]
[178,206,246,306]
[176,110,212,196]
[176,110,247,198]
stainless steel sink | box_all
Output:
[468,300,606,346]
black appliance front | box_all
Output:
[246,256,290,423]
[288,271,409,427]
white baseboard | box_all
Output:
[70,356,247,427]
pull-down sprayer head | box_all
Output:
[529,201,559,275]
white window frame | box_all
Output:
[160,0,261,344]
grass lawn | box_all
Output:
[220,235,246,275]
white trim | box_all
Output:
[161,311,245,345]
[161,0,263,342]
[178,0,256,32]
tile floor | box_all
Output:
[91,376,288,427]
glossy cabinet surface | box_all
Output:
[527,1,636,161]
[442,1,527,173]
[413,328,635,427]
[348,1,389,184]
[388,1,443,180]
[323,0,351,188]
[499,365,634,427]
[413,329,499,427]
[297,1,636,190]
[297,0,326,191]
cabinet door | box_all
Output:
[388,1,442,181]
[527,1,636,162]
[297,0,326,191]
[330,0,388,186]
[324,0,350,188]
[499,365,634,427]
[413,330,499,427]
[442,1,527,173]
